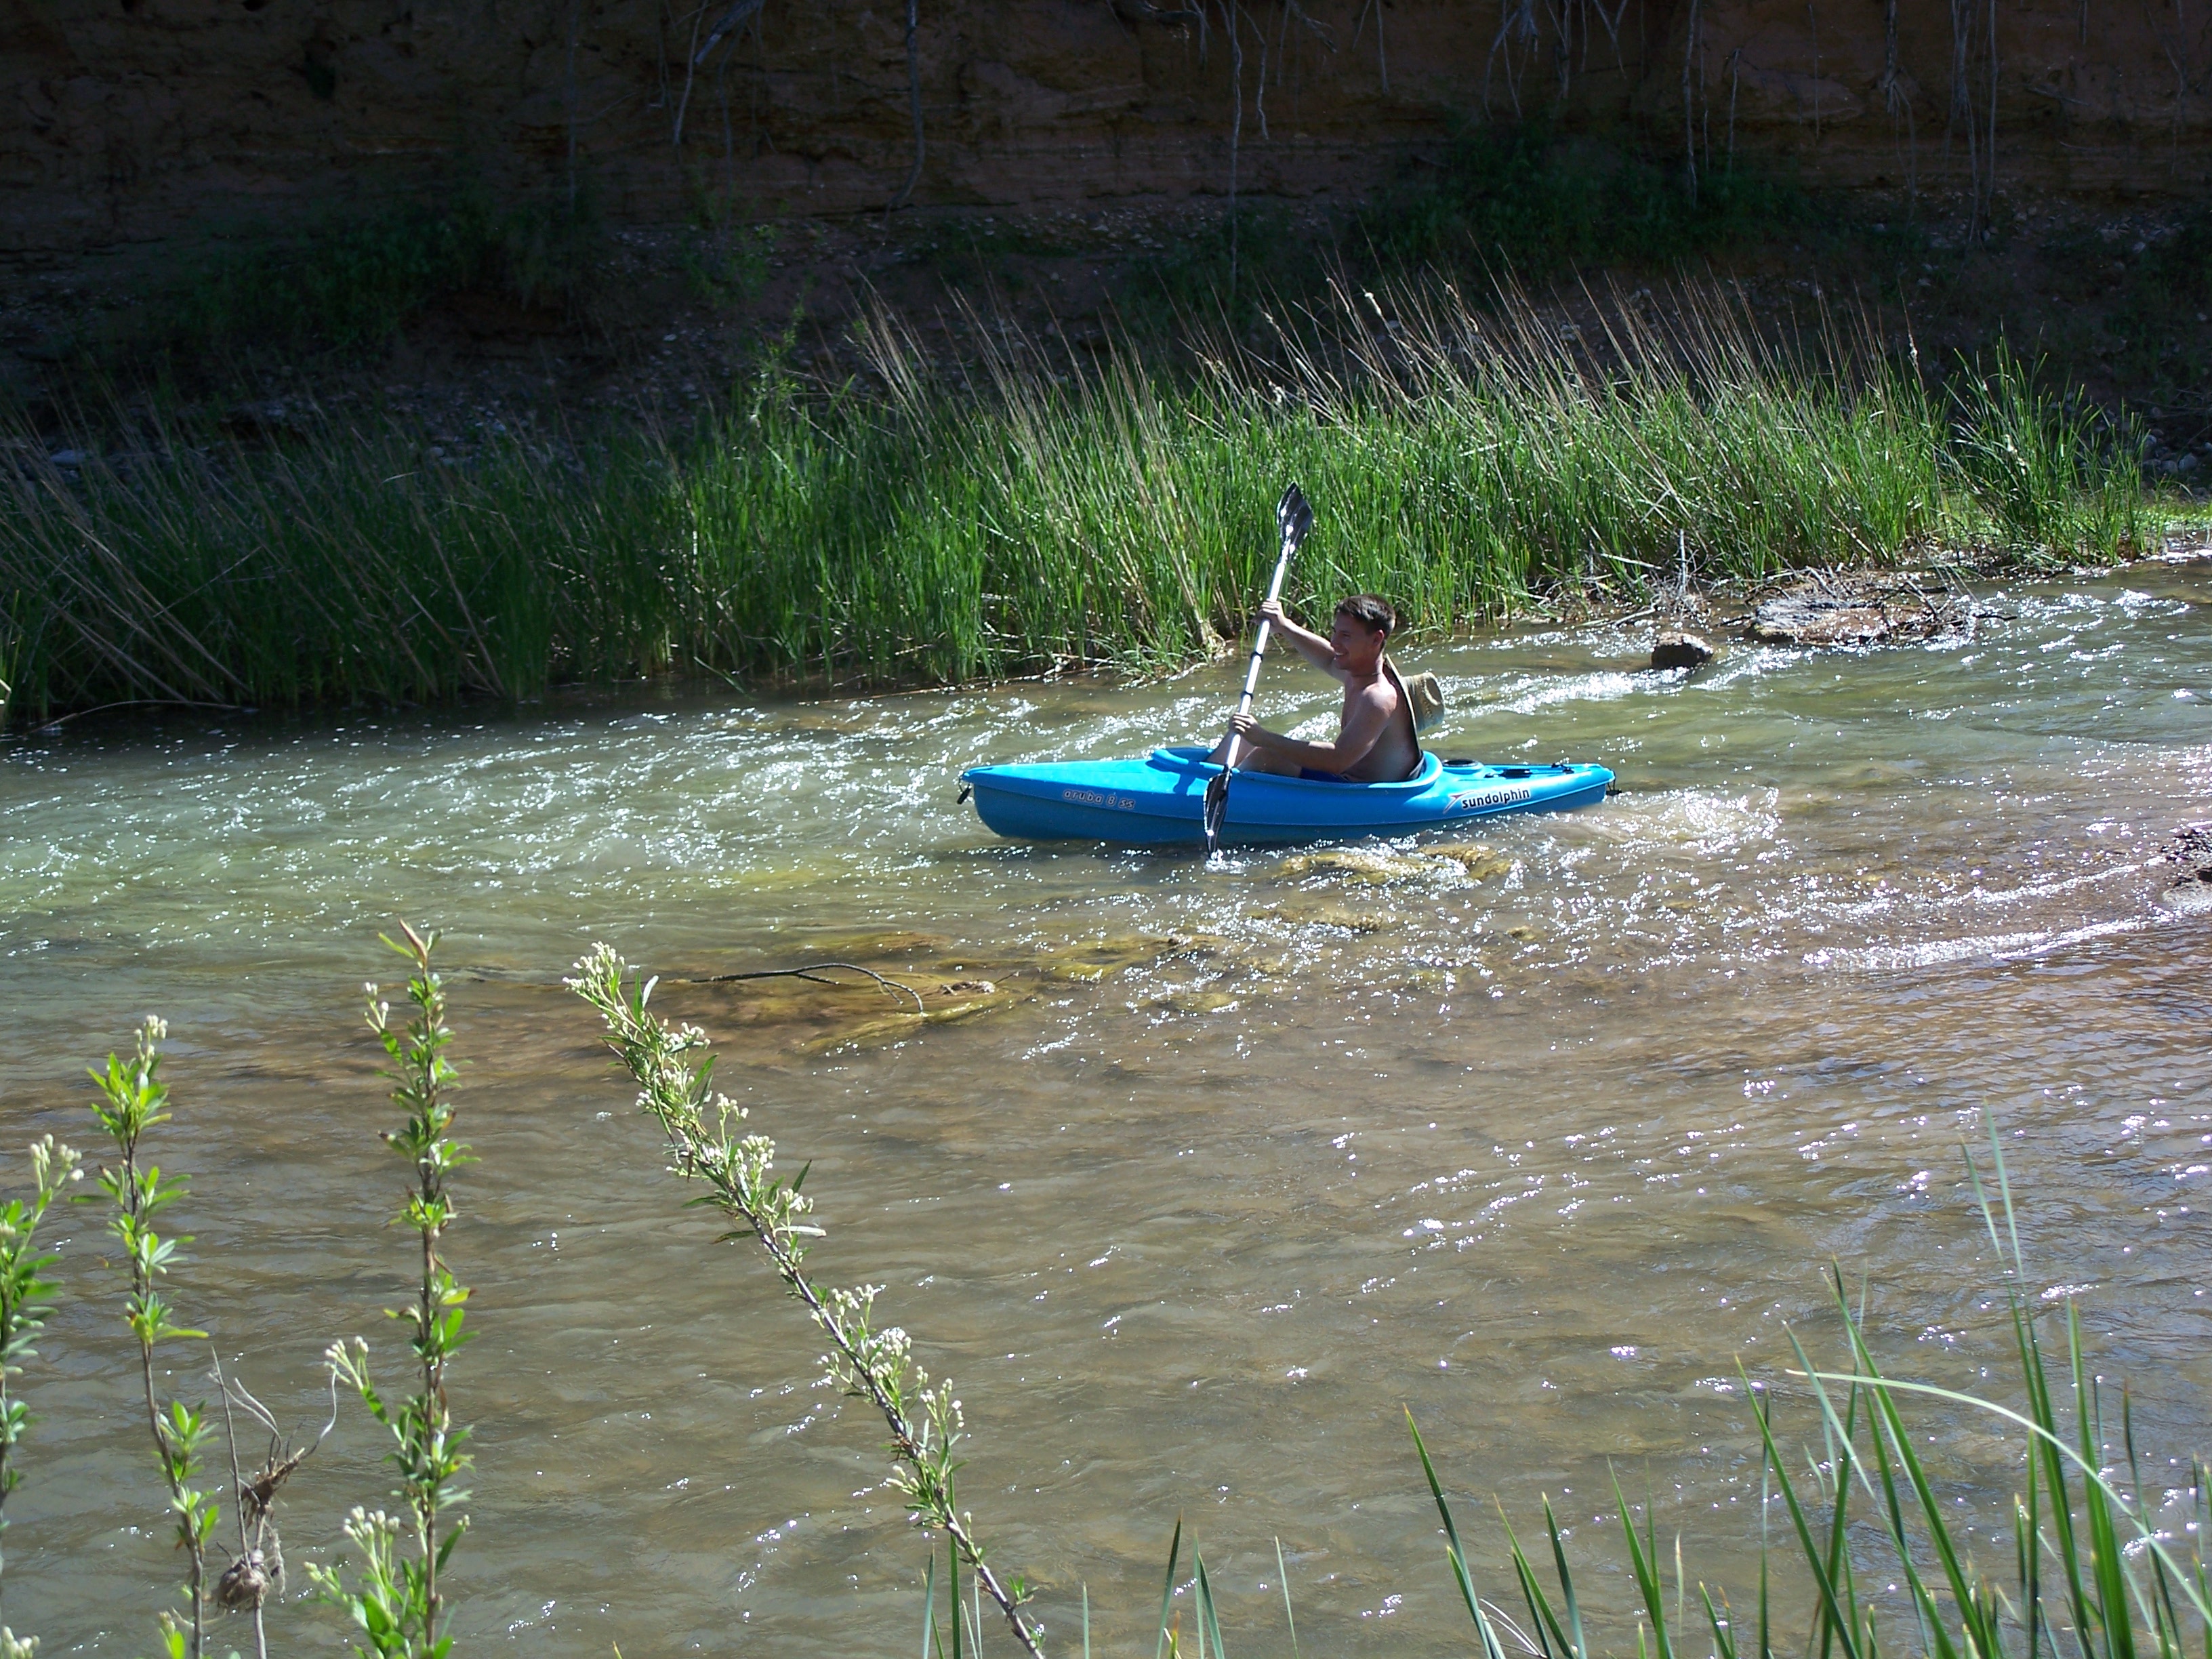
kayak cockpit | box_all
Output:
[1145,746,1443,791]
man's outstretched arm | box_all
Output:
[1254,600,1341,677]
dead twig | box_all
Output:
[689,962,928,1015]
[211,1351,340,1656]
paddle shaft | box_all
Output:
[1220,530,1300,772]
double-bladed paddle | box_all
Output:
[1202,482,1315,856]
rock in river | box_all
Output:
[2166,822,2212,886]
[1746,572,1973,649]
[1650,630,1715,671]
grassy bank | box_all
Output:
[0,281,2151,729]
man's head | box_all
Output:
[1328,594,1397,674]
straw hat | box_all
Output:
[1398,668,1447,733]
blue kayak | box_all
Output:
[960,747,1614,846]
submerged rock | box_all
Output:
[1277,848,1422,884]
[1650,630,1716,671]
[1425,842,1515,881]
[1042,934,1178,982]
[1280,844,1521,884]
[1265,897,1389,933]
[2165,822,2212,886]
[1151,987,1243,1015]
[1746,573,1973,649]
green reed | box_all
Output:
[0,281,2152,727]
[1404,1120,2212,1659]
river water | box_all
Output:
[3,560,2209,1656]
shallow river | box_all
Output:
[4,560,2211,1656]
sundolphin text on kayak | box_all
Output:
[960,483,1615,849]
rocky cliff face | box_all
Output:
[7,0,2209,259]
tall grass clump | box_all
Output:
[1412,1124,2212,1659]
[0,279,2146,726]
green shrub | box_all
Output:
[119,184,605,367]
[678,179,779,307]
[1359,119,1818,279]
[2040,208,2212,412]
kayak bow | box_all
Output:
[960,748,1613,847]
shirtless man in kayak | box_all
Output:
[1208,594,1423,783]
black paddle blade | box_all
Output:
[1277,483,1313,550]
[1202,765,1230,856]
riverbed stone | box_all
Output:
[1277,848,1423,883]
[1042,934,1169,982]
[1156,987,1243,1015]
[1425,842,1515,880]
[797,982,1027,1052]
[1265,897,1389,933]
[2166,821,2212,884]
[1650,630,1715,671]
[1746,572,1973,648]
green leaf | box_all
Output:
[1195,1549,1228,1659]
[1406,1408,1509,1659]
[922,1541,941,1659]
[1154,1515,1183,1659]
[1741,1367,1863,1659]
[1274,1536,1298,1659]
[1607,1465,1677,1659]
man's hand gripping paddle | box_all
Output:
[1203,483,1314,857]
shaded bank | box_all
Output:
[0,282,2152,730]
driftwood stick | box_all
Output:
[689,962,928,1014]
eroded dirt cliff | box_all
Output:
[8,0,2211,258]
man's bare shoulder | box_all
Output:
[1351,675,1401,712]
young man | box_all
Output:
[1208,594,1423,783]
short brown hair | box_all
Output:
[1334,594,1397,636]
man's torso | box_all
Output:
[1336,666,1421,783]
